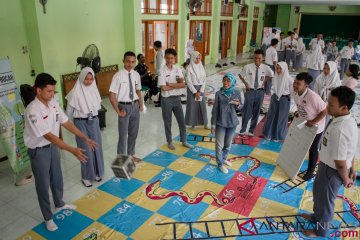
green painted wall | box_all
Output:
[0,0,32,86]
[276,4,291,33]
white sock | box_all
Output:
[45,219,58,231]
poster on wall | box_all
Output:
[0,57,31,174]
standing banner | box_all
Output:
[0,57,31,175]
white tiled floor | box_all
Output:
[1,55,360,239]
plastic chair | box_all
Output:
[141,85,150,111]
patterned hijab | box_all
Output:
[221,73,237,97]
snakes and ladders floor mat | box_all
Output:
[18,127,360,240]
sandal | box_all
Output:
[81,179,92,187]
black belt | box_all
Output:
[74,116,98,120]
[167,95,181,98]
[249,88,264,91]
[30,144,51,150]
[118,100,138,105]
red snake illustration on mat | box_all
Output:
[336,195,360,221]
[146,155,261,206]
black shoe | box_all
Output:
[144,93,149,102]
[155,104,161,107]
[302,172,314,181]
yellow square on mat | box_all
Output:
[17,231,46,240]
[72,222,127,240]
[299,189,314,213]
[167,157,207,176]
[130,213,178,240]
[196,141,216,150]
[74,189,121,220]
[250,148,279,165]
[160,141,192,156]
[187,128,211,136]
[132,162,164,182]
[127,184,170,212]
[249,197,298,219]
[180,177,225,204]
[270,166,306,190]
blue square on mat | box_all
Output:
[143,149,180,167]
[238,160,275,179]
[183,146,215,163]
[33,210,93,240]
[195,164,236,186]
[158,196,209,222]
[98,177,144,199]
[148,168,192,191]
[98,200,153,236]
[261,180,304,209]
[256,139,283,152]
[229,144,254,156]
[183,228,208,239]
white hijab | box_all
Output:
[273,62,293,99]
[66,67,101,114]
[297,37,305,53]
[306,44,323,70]
[187,51,206,84]
[315,61,341,101]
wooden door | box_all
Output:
[220,20,232,59]
[190,21,204,63]
[251,20,258,44]
[237,20,247,54]
[142,20,178,72]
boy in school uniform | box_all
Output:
[301,86,358,237]
[24,73,97,231]
[309,33,325,52]
[292,72,327,181]
[158,48,193,150]
[276,32,286,62]
[109,51,143,162]
[238,49,274,136]
[337,39,355,80]
[154,40,164,107]
[284,31,298,70]
[265,38,279,94]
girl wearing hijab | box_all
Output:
[295,37,305,71]
[314,61,341,102]
[185,51,208,129]
[66,67,104,187]
[263,62,293,141]
[211,73,241,174]
[342,64,359,90]
[306,44,324,90]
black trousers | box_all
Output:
[307,132,323,174]
[142,78,159,97]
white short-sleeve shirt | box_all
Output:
[265,46,278,66]
[309,38,325,50]
[276,38,286,51]
[284,37,298,51]
[240,63,274,89]
[339,46,355,60]
[109,69,141,102]
[158,65,185,97]
[320,114,358,170]
[24,97,68,149]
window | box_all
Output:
[190,0,212,16]
[141,0,178,14]
[239,5,248,18]
[221,1,234,16]
[253,6,259,18]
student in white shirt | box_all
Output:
[284,31,298,70]
[109,51,144,162]
[342,64,359,90]
[337,39,355,80]
[309,33,325,52]
[265,38,279,94]
[306,44,324,90]
[301,86,357,238]
[159,48,193,150]
[24,73,97,231]
[238,49,274,136]
[154,41,164,107]
[276,32,286,62]
[66,67,104,188]
[294,37,305,70]
[326,40,338,61]
[314,61,341,102]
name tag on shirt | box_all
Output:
[322,136,328,146]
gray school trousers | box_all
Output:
[28,144,65,221]
[117,101,140,156]
[161,95,186,143]
[285,49,296,68]
[339,58,350,80]
[240,89,265,134]
[312,162,343,237]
